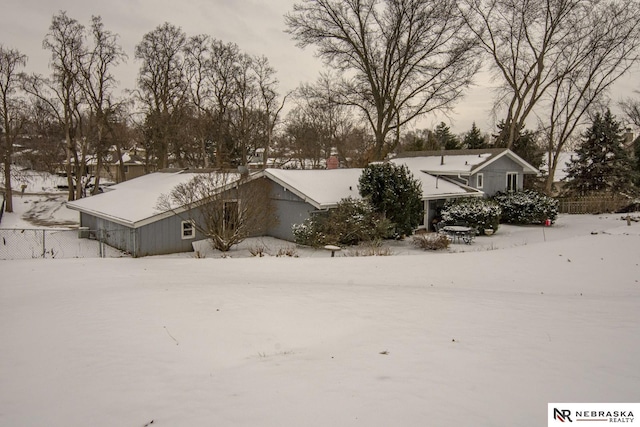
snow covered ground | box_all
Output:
[1,174,639,426]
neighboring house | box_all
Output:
[67,166,483,256]
[391,148,539,197]
[87,151,147,183]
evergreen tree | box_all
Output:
[434,122,461,150]
[633,136,640,187]
[359,163,423,236]
[493,120,543,170]
[564,110,636,194]
[462,122,487,149]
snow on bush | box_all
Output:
[493,190,559,224]
[292,197,393,247]
[441,197,501,235]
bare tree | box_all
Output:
[22,12,87,201]
[284,72,371,167]
[134,22,188,170]
[79,16,126,194]
[460,0,581,149]
[620,92,640,128]
[286,0,480,161]
[460,0,640,186]
[0,45,27,213]
[537,0,640,193]
[156,171,276,252]
[183,34,214,168]
[253,55,289,168]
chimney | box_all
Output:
[623,128,635,146]
[327,147,339,169]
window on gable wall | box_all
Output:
[476,173,484,189]
[181,220,195,239]
[506,172,518,192]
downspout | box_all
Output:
[458,174,469,185]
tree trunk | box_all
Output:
[3,138,13,213]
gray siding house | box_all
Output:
[392,148,539,197]
[67,166,484,255]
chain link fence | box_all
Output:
[0,228,130,260]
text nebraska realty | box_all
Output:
[555,408,634,423]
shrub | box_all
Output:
[412,233,451,250]
[292,197,394,247]
[359,163,423,237]
[441,197,501,234]
[493,190,558,224]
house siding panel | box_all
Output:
[267,181,317,241]
[137,211,207,257]
[473,156,524,196]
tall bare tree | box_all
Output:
[460,0,640,193]
[183,34,214,168]
[460,0,583,149]
[79,16,126,194]
[0,46,28,213]
[23,12,87,201]
[253,55,288,168]
[537,0,640,192]
[134,22,188,170]
[286,0,480,161]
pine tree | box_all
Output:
[564,110,635,195]
[434,122,461,150]
[493,120,544,171]
[633,136,640,187]
[359,163,423,237]
[463,122,486,149]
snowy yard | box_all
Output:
[1,176,639,425]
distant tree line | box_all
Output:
[2,0,640,213]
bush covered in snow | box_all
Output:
[441,197,501,235]
[292,197,393,247]
[493,190,558,224]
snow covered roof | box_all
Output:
[264,168,363,209]
[265,167,482,209]
[392,148,539,175]
[66,170,243,228]
[67,166,483,228]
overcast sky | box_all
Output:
[1,0,638,135]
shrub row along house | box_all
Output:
[66,148,537,256]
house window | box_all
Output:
[476,173,484,189]
[506,172,518,192]
[181,220,195,240]
[223,200,239,232]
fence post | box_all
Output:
[99,229,104,258]
[41,229,46,258]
